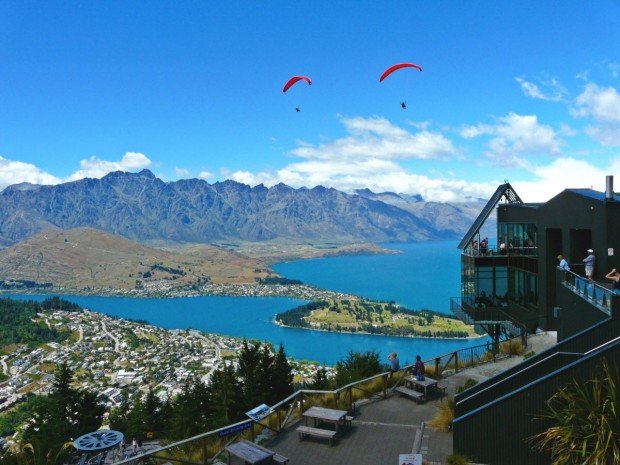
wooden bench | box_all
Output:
[273,453,289,464]
[296,425,338,446]
[395,385,424,402]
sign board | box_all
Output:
[218,421,253,437]
[398,453,422,465]
[246,403,271,421]
[609,248,614,256]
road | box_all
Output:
[189,330,221,378]
[101,321,121,353]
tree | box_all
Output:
[334,350,382,387]
[207,363,243,427]
[268,344,293,405]
[22,363,104,464]
[311,365,332,390]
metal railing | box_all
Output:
[462,245,538,258]
[450,297,528,345]
[109,337,522,465]
[562,270,613,315]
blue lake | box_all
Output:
[9,241,486,365]
[274,241,461,313]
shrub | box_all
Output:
[446,453,470,465]
[455,378,478,394]
[529,359,619,465]
[427,396,455,432]
[499,339,525,356]
[523,350,536,359]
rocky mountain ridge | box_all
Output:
[0,170,486,247]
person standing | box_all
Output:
[557,255,570,271]
[388,352,400,372]
[605,268,620,295]
[583,249,596,281]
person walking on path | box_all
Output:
[583,249,596,281]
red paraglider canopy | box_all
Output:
[283,75,312,93]
[379,63,422,82]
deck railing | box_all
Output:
[108,336,518,465]
[561,270,613,315]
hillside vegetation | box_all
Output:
[0,297,78,348]
[276,299,477,338]
[0,228,270,291]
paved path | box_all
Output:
[251,332,558,465]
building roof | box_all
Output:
[567,188,619,202]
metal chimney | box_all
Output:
[606,175,614,201]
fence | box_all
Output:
[109,336,524,465]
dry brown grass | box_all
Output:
[499,339,525,356]
[427,396,455,432]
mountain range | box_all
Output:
[0,170,488,247]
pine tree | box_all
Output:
[268,343,293,405]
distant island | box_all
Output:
[275,298,478,338]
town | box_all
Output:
[0,307,334,422]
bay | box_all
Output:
[273,241,461,313]
[7,241,487,365]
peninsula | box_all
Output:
[275,298,478,338]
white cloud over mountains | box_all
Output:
[66,152,152,181]
[0,152,152,190]
[461,113,563,167]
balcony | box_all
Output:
[450,297,529,344]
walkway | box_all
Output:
[245,332,557,465]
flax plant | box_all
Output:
[530,359,619,465]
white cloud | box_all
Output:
[461,113,562,166]
[291,116,457,161]
[66,152,152,181]
[0,156,62,190]
[199,170,213,180]
[572,83,620,146]
[227,116,500,202]
[174,167,191,178]
[512,157,620,202]
[515,76,566,102]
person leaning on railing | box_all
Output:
[605,268,620,295]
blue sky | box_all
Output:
[1,1,619,202]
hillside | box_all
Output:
[0,170,472,247]
[275,299,477,338]
[0,228,270,291]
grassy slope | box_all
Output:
[0,227,271,290]
[295,299,476,337]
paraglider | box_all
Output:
[379,62,422,109]
[379,63,422,82]
[283,75,312,112]
[282,75,312,93]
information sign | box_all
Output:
[398,453,422,465]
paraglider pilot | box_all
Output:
[400,101,407,109]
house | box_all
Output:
[451,176,620,465]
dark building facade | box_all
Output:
[452,176,620,465]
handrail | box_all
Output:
[454,336,620,423]
[561,269,614,315]
[454,316,613,407]
[109,336,516,465]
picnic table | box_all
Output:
[225,439,275,464]
[404,375,440,396]
[302,406,348,433]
